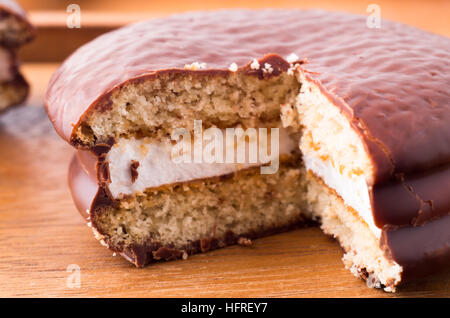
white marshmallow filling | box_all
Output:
[294,71,381,237]
[106,126,299,199]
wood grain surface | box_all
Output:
[18,0,450,62]
[20,0,450,38]
[0,64,449,297]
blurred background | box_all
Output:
[17,0,450,63]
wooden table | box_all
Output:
[2,0,450,299]
[0,64,448,298]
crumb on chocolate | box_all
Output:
[228,62,238,72]
[250,59,260,70]
[184,62,207,70]
[263,63,273,74]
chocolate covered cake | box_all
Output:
[45,10,450,292]
[0,0,34,113]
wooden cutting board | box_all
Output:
[0,64,449,297]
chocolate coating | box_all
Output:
[46,9,450,184]
[373,164,450,227]
[381,215,450,280]
[68,153,98,219]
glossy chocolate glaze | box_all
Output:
[373,164,450,227]
[381,215,450,280]
[68,153,97,219]
[45,9,450,184]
